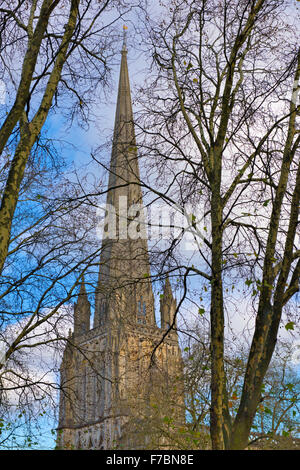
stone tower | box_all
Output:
[57,33,184,450]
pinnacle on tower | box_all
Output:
[160,277,177,331]
[74,275,91,336]
[164,276,173,299]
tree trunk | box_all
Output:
[209,179,225,450]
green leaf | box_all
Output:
[285,321,295,331]
[198,307,205,316]
[245,279,253,287]
[263,199,270,207]
[286,383,294,392]
[191,214,196,226]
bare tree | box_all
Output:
[182,327,300,449]
[134,0,300,449]
[0,0,135,447]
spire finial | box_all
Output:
[122,25,128,52]
[164,276,172,294]
[79,273,86,295]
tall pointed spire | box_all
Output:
[105,25,142,211]
[94,28,155,328]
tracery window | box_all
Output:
[137,296,146,324]
[82,367,87,420]
[93,373,97,410]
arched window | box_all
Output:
[60,393,66,423]
[82,367,87,420]
[137,296,146,324]
[93,374,97,409]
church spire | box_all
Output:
[94,28,155,328]
[105,25,142,210]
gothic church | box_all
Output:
[57,34,184,450]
